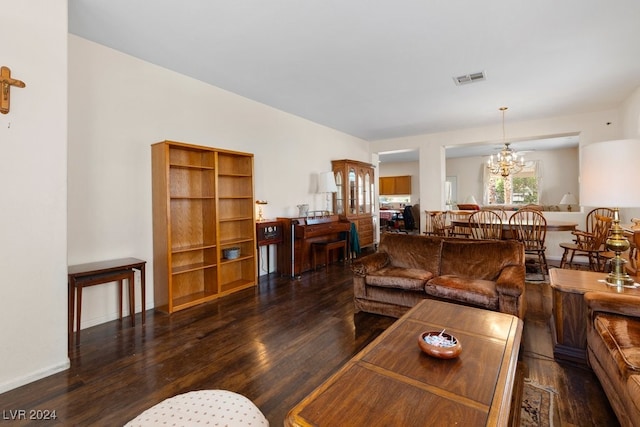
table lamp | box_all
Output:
[317,171,338,214]
[255,200,268,222]
[559,192,578,212]
[465,195,478,205]
[580,139,640,288]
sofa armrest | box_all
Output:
[495,264,526,297]
[350,252,390,276]
[584,291,640,318]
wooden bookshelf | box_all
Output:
[152,141,256,313]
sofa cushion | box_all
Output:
[425,275,499,310]
[378,233,443,272]
[439,239,524,280]
[593,313,640,375]
[365,267,433,291]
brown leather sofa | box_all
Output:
[585,291,640,427]
[351,233,526,319]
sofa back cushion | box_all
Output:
[378,233,443,273]
[439,239,524,280]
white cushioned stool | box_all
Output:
[125,390,269,426]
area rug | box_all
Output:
[520,379,558,427]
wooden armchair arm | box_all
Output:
[571,230,596,248]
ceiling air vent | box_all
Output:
[453,71,486,86]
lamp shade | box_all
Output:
[581,139,640,207]
[317,171,338,193]
[464,195,478,204]
[559,193,577,205]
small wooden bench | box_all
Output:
[312,240,347,271]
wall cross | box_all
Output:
[0,66,26,114]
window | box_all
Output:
[379,195,411,205]
[485,161,540,205]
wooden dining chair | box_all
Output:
[468,210,503,240]
[424,210,448,236]
[448,210,473,238]
[482,207,508,220]
[509,208,548,280]
[559,214,614,271]
[582,208,616,237]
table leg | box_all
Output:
[68,279,75,349]
[128,270,135,327]
[266,245,271,274]
[139,264,146,325]
[75,286,82,345]
[118,278,124,320]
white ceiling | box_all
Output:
[377,134,580,163]
[69,1,640,145]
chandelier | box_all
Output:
[486,107,525,177]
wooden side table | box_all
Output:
[68,257,146,349]
[549,268,640,364]
[256,220,283,277]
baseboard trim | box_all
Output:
[0,359,70,394]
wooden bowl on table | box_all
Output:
[418,331,462,359]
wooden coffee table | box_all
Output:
[549,268,640,364]
[285,299,523,426]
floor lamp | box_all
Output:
[580,139,640,288]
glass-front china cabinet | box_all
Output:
[332,159,375,248]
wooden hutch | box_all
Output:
[331,159,375,249]
[151,141,257,313]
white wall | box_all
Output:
[622,85,640,139]
[446,146,579,208]
[0,1,69,392]
[617,86,640,221]
[67,35,370,330]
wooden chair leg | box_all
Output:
[539,251,548,280]
[541,252,549,274]
[560,248,569,269]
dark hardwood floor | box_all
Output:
[0,261,619,426]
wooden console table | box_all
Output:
[68,258,146,349]
[286,299,523,426]
[549,268,640,364]
[256,220,283,277]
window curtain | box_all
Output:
[482,164,492,205]
[532,160,543,204]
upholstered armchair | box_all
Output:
[585,291,640,427]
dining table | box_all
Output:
[450,218,578,237]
